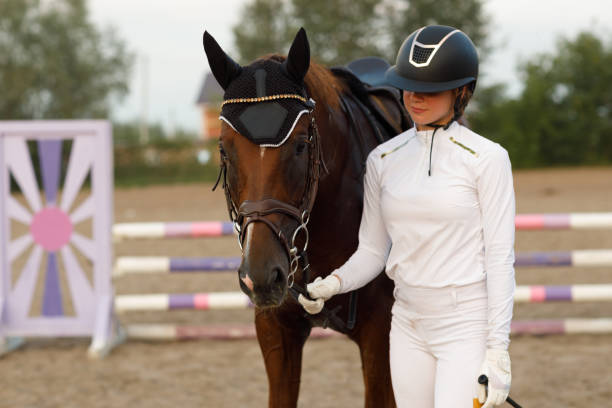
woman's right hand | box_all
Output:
[297,275,341,314]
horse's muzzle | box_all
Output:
[238,265,288,308]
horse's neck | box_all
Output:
[307,103,371,265]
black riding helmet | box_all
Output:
[385,25,478,93]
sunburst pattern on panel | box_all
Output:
[6,137,96,320]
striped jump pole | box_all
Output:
[515,284,612,302]
[111,213,612,240]
[113,250,612,277]
[511,318,612,335]
[515,212,612,230]
[124,318,612,340]
[125,324,342,341]
[114,285,612,313]
[112,221,235,241]
[113,256,242,277]
[115,292,253,313]
[515,249,612,267]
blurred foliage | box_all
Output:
[112,122,221,186]
[0,0,133,119]
[232,0,488,65]
[383,0,490,63]
[470,31,612,167]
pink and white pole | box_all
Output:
[123,318,612,340]
[111,213,612,241]
[515,213,612,230]
[112,221,234,241]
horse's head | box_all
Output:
[204,28,321,308]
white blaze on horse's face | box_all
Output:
[260,146,266,159]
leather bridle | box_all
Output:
[213,106,328,288]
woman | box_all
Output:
[299,25,515,408]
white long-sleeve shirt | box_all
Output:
[333,121,515,349]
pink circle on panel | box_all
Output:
[30,207,73,251]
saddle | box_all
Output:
[331,62,411,145]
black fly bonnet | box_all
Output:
[220,60,315,147]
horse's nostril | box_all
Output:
[272,267,285,285]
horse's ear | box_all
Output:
[284,27,310,83]
[203,31,242,90]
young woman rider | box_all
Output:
[299,25,515,408]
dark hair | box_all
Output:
[453,84,474,119]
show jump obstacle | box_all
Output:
[2,121,612,357]
[0,120,120,359]
[112,213,612,338]
[110,212,612,242]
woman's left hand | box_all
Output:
[478,348,511,407]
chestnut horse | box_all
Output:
[204,28,408,407]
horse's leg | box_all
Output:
[358,329,395,407]
[355,278,396,407]
[255,307,310,408]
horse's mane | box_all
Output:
[261,54,346,111]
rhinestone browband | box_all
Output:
[221,93,309,107]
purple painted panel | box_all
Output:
[38,140,63,205]
[0,121,114,347]
[168,294,195,309]
[42,252,64,316]
[169,257,241,272]
[542,214,571,229]
[514,251,572,267]
[545,285,573,301]
[221,222,234,235]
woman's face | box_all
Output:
[403,90,455,130]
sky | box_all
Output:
[88,0,612,134]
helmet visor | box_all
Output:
[385,66,475,93]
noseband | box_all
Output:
[214,103,327,287]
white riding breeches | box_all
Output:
[389,280,488,408]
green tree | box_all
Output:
[470,31,612,167]
[382,0,490,62]
[232,0,489,66]
[0,0,133,119]
[287,0,383,65]
[232,0,294,64]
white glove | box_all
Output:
[478,348,512,408]
[297,275,341,314]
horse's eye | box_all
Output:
[296,141,307,156]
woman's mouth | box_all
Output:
[411,107,426,114]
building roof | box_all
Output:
[195,72,224,104]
